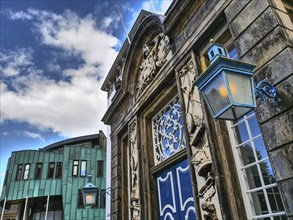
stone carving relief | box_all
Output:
[178,59,204,143]
[128,120,140,220]
[178,59,220,220]
[136,33,171,98]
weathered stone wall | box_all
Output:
[104,0,293,219]
[225,0,293,217]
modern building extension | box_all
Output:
[102,0,293,219]
[0,131,107,220]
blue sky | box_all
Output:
[0,0,172,193]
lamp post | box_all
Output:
[194,40,278,121]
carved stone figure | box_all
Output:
[129,120,140,220]
[136,33,171,97]
[179,59,204,143]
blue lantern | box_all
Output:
[194,41,256,120]
[82,175,98,206]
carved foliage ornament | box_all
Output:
[129,120,140,220]
[136,33,171,98]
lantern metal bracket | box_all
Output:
[255,80,278,107]
[98,187,115,196]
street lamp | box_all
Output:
[82,175,98,206]
[81,175,115,207]
[194,40,278,121]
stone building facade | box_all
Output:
[102,0,293,219]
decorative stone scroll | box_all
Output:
[128,119,140,220]
[178,59,220,220]
[136,33,171,98]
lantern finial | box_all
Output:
[207,41,227,63]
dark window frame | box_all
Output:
[16,164,23,180]
[55,162,62,179]
[97,160,104,177]
[35,163,43,179]
[72,160,79,177]
[47,162,55,178]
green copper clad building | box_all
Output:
[0,131,107,220]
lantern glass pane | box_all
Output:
[226,72,253,105]
[85,192,96,205]
[203,74,230,115]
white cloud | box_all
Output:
[0,48,33,77]
[23,131,45,143]
[1,8,119,137]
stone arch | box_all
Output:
[123,14,166,95]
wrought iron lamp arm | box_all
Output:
[255,80,278,107]
[97,187,115,196]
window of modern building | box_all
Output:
[228,112,286,219]
[55,162,62,179]
[35,163,43,179]
[47,163,55,178]
[80,160,87,177]
[23,164,30,180]
[16,164,23,180]
[97,160,104,177]
[72,160,79,176]
[31,195,63,220]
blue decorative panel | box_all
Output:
[156,159,196,220]
[152,97,186,164]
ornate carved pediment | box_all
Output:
[136,33,171,98]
